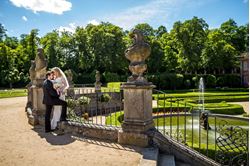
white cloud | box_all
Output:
[9,0,72,15]
[58,22,76,33]
[87,19,100,25]
[22,16,27,21]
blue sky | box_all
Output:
[0,0,248,37]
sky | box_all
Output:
[0,0,249,37]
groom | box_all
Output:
[42,71,67,133]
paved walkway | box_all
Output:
[0,97,142,166]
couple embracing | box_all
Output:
[42,67,69,133]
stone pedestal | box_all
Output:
[118,83,155,147]
[28,86,46,125]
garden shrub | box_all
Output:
[78,96,91,105]
[99,93,111,102]
[208,104,244,115]
[147,74,160,87]
[216,74,241,88]
[76,73,95,84]
[192,76,199,87]
[103,72,120,82]
[159,73,184,90]
[184,79,191,89]
[107,82,123,90]
[205,74,216,88]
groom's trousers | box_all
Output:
[45,99,67,132]
[53,99,67,121]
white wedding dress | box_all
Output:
[51,77,68,130]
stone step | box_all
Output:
[158,154,175,166]
[139,147,159,166]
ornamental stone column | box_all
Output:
[27,48,47,125]
[118,29,155,147]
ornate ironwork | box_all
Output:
[216,120,248,166]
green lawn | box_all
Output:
[0,89,27,98]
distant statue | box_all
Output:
[125,29,151,84]
[200,112,211,130]
[34,48,47,80]
[95,70,102,92]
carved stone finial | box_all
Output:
[125,29,151,84]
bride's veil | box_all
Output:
[54,67,69,90]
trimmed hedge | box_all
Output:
[107,82,123,90]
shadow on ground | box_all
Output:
[71,134,143,153]
[32,125,75,145]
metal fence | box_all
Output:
[153,89,249,166]
[65,86,123,128]
[65,86,248,165]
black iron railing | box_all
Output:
[153,89,249,166]
[65,86,123,128]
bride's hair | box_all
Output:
[52,67,62,77]
[51,67,69,90]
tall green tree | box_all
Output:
[40,31,61,68]
[171,17,208,73]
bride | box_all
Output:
[51,67,69,130]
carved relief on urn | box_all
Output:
[125,29,151,84]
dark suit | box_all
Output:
[42,79,67,132]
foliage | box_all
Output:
[205,74,216,88]
[77,96,91,105]
[103,72,120,82]
[107,82,123,90]
[99,93,111,102]
[0,18,248,89]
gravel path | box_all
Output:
[0,97,142,166]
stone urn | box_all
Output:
[125,29,151,84]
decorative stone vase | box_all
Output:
[125,29,151,85]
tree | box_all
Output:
[171,17,208,73]
[0,23,6,42]
[86,22,127,74]
[40,31,61,68]
[134,23,154,41]
[27,29,39,60]
[202,29,238,74]
[155,25,167,37]
[220,19,249,53]
[0,43,20,88]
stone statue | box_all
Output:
[95,70,102,91]
[34,48,47,80]
[125,29,151,84]
[29,60,36,83]
[200,112,211,130]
